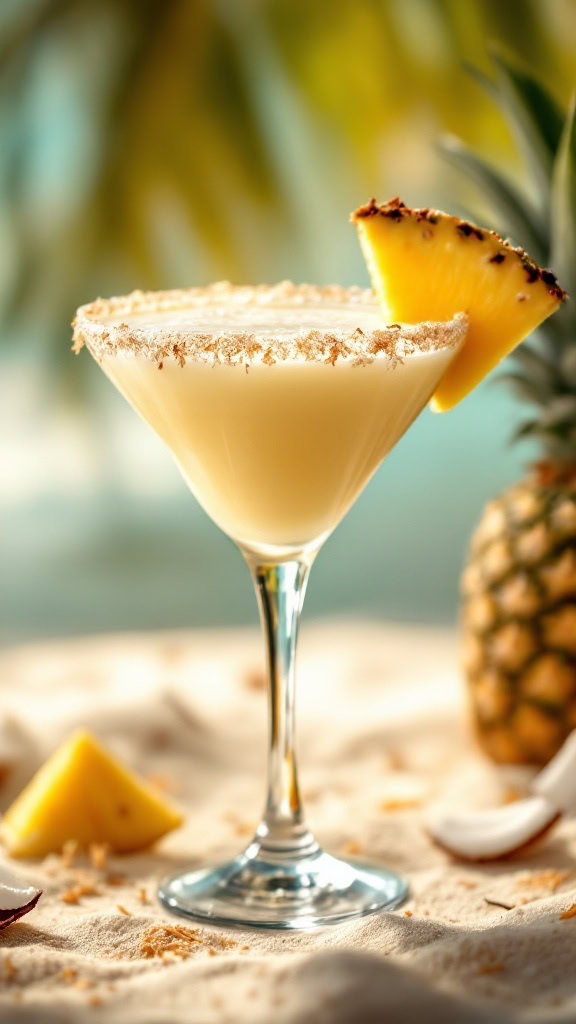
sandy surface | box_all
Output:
[0,622,575,1023]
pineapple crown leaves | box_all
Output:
[488,44,565,213]
[438,48,576,464]
[552,92,576,308]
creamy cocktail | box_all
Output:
[76,284,463,554]
[73,280,466,929]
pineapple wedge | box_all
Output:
[2,730,183,858]
[352,198,566,411]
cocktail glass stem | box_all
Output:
[158,545,408,929]
[247,555,318,861]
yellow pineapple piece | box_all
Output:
[351,197,565,411]
[2,730,183,858]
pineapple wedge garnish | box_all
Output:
[2,730,183,857]
[352,197,566,411]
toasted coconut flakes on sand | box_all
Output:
[140,924,236,960]
[560,903,576,919]
[518,869,573,892]
[61,840,80,869]
[89,843,110,870]
[4,956,17,981]
[75,978,94,991]
[147,773,177,794]
[380,798,422,812]
[477,963,506,975]
[59,968,78,984]
[60,883,100,905]
[343,840,363,855]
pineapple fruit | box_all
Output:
[354,50,575,765]
[463,471,576,763]
[449,53,576,764]
[2,730,183,857]
[352,198,564,411]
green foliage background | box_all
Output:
[2,0,576,642]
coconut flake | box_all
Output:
[532,730,576,812]
[428,795,558,861]
[0,864,41,929]
[428,729,576,861]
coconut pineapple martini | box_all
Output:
[77,284,462,553]
[73,200,564,930]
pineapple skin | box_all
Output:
[462,477,576,765]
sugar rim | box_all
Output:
[73,281,468,367]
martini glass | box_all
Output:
[74,282,466,930]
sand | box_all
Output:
[0,622,575,1023]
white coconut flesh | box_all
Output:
[428,795,558,860]
[428,729,576,861]
[0,863,41,928]
[532,730,576,811]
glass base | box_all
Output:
[158,841,408,930]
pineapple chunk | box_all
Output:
[2,730,183,858]
[352,198,565,411]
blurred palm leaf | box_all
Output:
[552,92,576,306]
[1,0,575,400]
[437,133,546,258]
[489,43,565,212]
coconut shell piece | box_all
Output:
[0,864,41,929]
[428,729,576,861]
